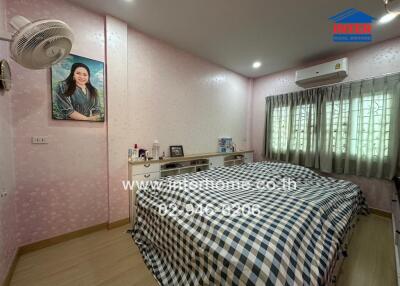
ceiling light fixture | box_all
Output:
[252,61,262,69]
[379,0,400,24]
[379,12,398,23]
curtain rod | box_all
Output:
[266,70,400,98]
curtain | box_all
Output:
[265,89,321,167]
[264,73,400,179]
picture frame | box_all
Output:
[169,145,184,157]
[51,54,105,122]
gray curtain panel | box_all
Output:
[265,73,400,179]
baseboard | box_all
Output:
[2,220,131,285]
[19,222,108,255]
[2,248,20,286]
[107,218,130,229]
[370,208,392,218]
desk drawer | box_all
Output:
[132,172,160,182]
[131,163,160,175]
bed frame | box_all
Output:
[327,215,359,285]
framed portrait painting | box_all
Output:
[51,54,105,122]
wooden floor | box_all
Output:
[337,214,396,286]
[10,226,157,286]
[10,214,396,286]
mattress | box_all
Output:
[133,161,368,286]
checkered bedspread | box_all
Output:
[133,161,367,286]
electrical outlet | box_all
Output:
[32,136,49,144]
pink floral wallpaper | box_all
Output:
[3,0,253,242]
[106,16,130,223]
[251,37,400,211]
[1,1,399,284]
[0,0,18,283]
[126,29,251,155]
[106,21,252,223]
[6,0,108,247]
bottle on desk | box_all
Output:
[128,148,133,161]
[132,144,139,160]
[152,140,160,160]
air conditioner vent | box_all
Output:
[295,58,348,88]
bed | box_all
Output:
[133,161,368,285]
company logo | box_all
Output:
[329,8,375,42]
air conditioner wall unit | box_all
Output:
[295,58,348,88]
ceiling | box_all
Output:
[69,0,400,78]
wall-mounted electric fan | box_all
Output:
[0,15,74,70]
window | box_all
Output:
[325,99,349,154]
[349,94,392,159]
[265,75,399,179]
[270,106,289,153]
[270,104,316,153]
[269,95,392,160]
[290,104,316,152]
[324,94,392,159]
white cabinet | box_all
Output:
[132,172,161,183]
[129,163,161,222]
[244,152,254,163]
[223,152,254,167]
[128,151,254,224]
[160,159,209,178]
[129,172,161,222]
[209,156,224,169]
[131,162,160,175]
[392,187,400,286]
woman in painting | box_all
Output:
[53,63,102,121]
